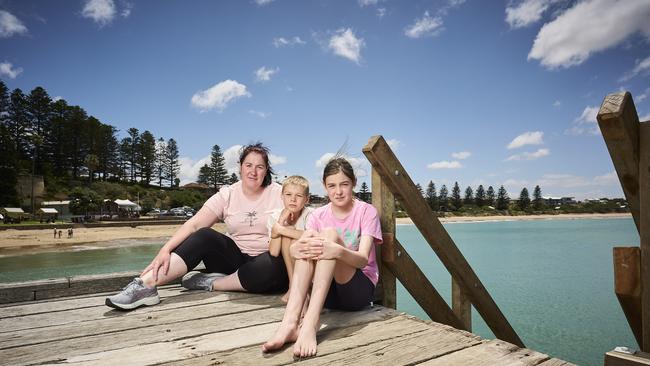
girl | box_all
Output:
[262,157,382,357]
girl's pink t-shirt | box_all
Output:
[306,199,383,285]
[203,181,283,256]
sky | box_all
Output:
[1,0,649,199]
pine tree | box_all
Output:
[209,144,228,192]
[197,164,211,185]
[228,172,239,184]
[155,138,167,187]
[425,180,438,211]
[138,130,156,185]
[165,138,180,187]
[439,184,449,211]
[451,182,462,210]
[416,183,424,197]
[0,124,18,205]
[518,187,531,210]
[359,181,370,202]
[126,127,140,182]
[464,186,474,205]
[496,185,510,210]
[475,185,486,207]
[7,88,31,161]
[533,185,544,210]
[27,87,52,175]
[486,186,495,207]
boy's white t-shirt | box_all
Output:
[266,206,314,237]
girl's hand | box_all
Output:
[313,238,341,260]
[142,249,171,282]
[290,231,318,259]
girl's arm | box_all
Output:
[316,235,374,269]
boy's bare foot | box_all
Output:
[262,320,299,353]
[293,325,318,358]
[281,290,290,303]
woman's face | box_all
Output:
[324,171,355,208]
[240,152,267,190]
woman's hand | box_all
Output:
[142,249,171,282]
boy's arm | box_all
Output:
[273,224,303,240]
[268,235,282,257]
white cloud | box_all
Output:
[537,172,617,188]
[620,55,650,82]
[427,160,462,169]
[0,61,23,79]
[451,151,471,160]
[386,139,401,150]
[0,10,28,38]
[255,0,275,5]
[52,96,63,102]
[270,154,287,166]
[553,100,561,107]
[255,66,279,82]
[565,105,600,135]
[328,28,365,64]
[82,0,116,26]
[505,0,552,29]
[377,8,387,18]
[249,110,271,118]
[528,0,650,69]
[179,155,211,185]
[506,148,550,161]
[315,153,368,179]
[121,2,133,18]
[222,144,286,177]
[190,80,251,112]
[639,113,650,122]
[358,0,379,7]
[273,36,306,48]
[507,131,544,149]
[405,11,443,39]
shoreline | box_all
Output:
[396,212,632,225]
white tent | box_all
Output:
[114,199,141,211]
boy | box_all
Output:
[267,175,313,302]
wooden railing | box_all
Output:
[363,136,524,347]
[597,91,650,353]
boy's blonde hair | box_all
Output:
[282,175,310,196]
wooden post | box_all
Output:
[371,168,397,309]
[597,92,641,232]
[363,135,524,347]
[639,121,650,352]
[614,247,642,347]
[452,278,472,331]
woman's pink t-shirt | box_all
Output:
[306,199,383,285]
[203,181,283,256]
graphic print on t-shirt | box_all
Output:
[337,227,360,250]
[243,211,258,227]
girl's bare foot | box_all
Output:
[293,325,318,358]
[262,320,299,353]
[281,290,290,303]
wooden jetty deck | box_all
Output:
[0,278,574,366]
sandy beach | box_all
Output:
[396,212,632,224]
[0,213,631,256]
[0,223,227,256]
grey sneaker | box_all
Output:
[182,271,227,291]
[105,278,160,310]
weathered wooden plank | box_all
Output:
[161,314,434,366]
[597,91,641,232]
[0,285,187,318]
[1,299,288,365]
[363,135,524,347]
[0,278,69,304]
[420,339,549,365]
[537,359,576,366]
[605,350,650,366]
[0,290,257,333]
[372,168,397,308]
[614,247,642,347]
[0,292,282,349]
[39,306,397,366]
[453,277,472,331]
[386,238,463,329]
[640,121,650,352]
[296,319,482,365]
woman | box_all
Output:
[106,143,287,310]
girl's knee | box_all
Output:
[321,228,342,245]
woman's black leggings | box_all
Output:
[172,227,288,293]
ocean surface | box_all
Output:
[0,217,639,365]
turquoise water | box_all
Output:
[396,217,639,366]
[0,218,639,365]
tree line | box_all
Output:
[415,181,544,212]
[0,81,183,205]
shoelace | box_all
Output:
[122,279,141,295]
